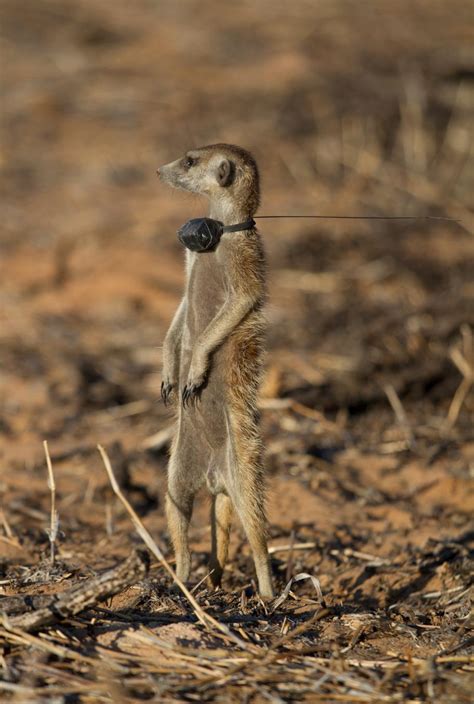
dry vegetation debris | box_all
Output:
[1,0,473,701]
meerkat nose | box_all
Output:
[156,168,161,177]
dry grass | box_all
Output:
[0,0,473,701]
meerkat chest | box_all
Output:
[185,252,227,333]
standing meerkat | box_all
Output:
[157,143,274,598]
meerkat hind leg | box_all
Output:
[209,493,233,588]
[238,504,274,598]
[166,434,203,585]
[165,489,194,584]
[226,446,274,598]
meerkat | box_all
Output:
[157,144,274,598]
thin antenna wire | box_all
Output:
[254,215,460,222]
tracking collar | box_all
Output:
[177,217,255,253]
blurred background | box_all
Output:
[0,0,473,576]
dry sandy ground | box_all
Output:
[0,1,473,701]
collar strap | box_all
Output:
[222,218,255,233]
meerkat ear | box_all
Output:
[216,158,234,187]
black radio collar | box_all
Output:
[177,217,255,253]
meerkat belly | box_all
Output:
[178,254,235,454]
[180,254,226,375]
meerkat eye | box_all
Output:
[183,156,198,169]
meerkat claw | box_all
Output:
[182,384,202,407]
[191,385,202,406]
[182,385,190,407]
[161,381,173,406]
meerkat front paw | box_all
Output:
[161,379,175,406]
[182,357,207,407]
[182,382,204,407]
[182,373,205,406]
[161,360,177,406]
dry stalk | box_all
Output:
[259,397,341,433]
[285,528,296,582]
[445,325,473,430]
[105,497,114,537]
[268,542,316,555]
[383,384,415,447]
[291,400,342,433]
[43,440,59,565]
[331,547,392,566]
[0,622,113,667]
[97,444,254,652]
[0,508,13,539]
[190,569,214,595]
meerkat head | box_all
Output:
[157,143,260,218]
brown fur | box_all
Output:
[157,144,273,598]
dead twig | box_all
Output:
[330,547,392,567]
[268,541,317,555]
[1,549,148,632]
